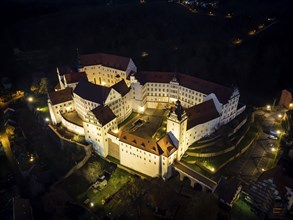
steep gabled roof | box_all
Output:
[119,131,160,155]
[80,53,131,71]
[186,99,220,130]
[157,132,177,157]
[73,79,111,104]
[111,80,130,96]
[64,71,87,84]
[91,105,116,126]
[49,87,72,105]
[214,177,241,205]
[136,71,233,103]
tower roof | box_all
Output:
[174,100,184,121]
[91,105,116,126]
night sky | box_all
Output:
[1,0,293,105]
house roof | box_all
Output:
[64,71,87,84]
[186,99,220,130]
[157,133,177,157]
[91,105,116,126]
[73,79,111,104]
[54,83,61,90]
[111,80,130,96]
[80,53,131,71]
[49,87,72,105]
[214,177,241,205]
[119,131,160,155]
[136,71,233,103]
[258,166,287,196]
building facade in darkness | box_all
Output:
[48,52,245,178]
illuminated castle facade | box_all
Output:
[48,53,245,178]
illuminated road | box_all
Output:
[0,130,25,189]
[0,93,24,109]
[222,108,284,184]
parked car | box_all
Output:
[268,135,278,140]
[92,179,108,190]
[97,174,106,182]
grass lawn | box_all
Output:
[57,156,107,199]
[231,197,258,220]
[182,121,260,175]
[85,169,132,207]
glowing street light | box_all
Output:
[90,202,94,207]
[266,105,271,111]
[29,155,34,162]
[261,168,265,172]
[276,130,281,135]
[271,147,276,152]
[27,97,33,102]
[278,114,282,119]
[289,103,293,108]
[210,167,215,172]
[45,117,50,122]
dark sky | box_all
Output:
[1,0,292,106]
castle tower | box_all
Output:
[166,100,188,160]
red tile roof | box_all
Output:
[91,105,116,126]
[136,71,233,103]
[119,131,161,155]
[186,99,220,130]
[64,71,87,84]
[157,133,177,157]
[80,53,131,71]
[49,87,72,105]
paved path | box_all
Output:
[49,125,92,190]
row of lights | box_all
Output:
[27,96,50,122]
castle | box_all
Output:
[48,53,245,179]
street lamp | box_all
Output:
[27,97,33,102]
[266,105,271,111]
[45,117,50,122]
[278,114,282,119]
[90,202,94,207]
[271,147,276,152]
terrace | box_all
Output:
[119,108,168,140]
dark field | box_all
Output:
[1,0,293,106]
